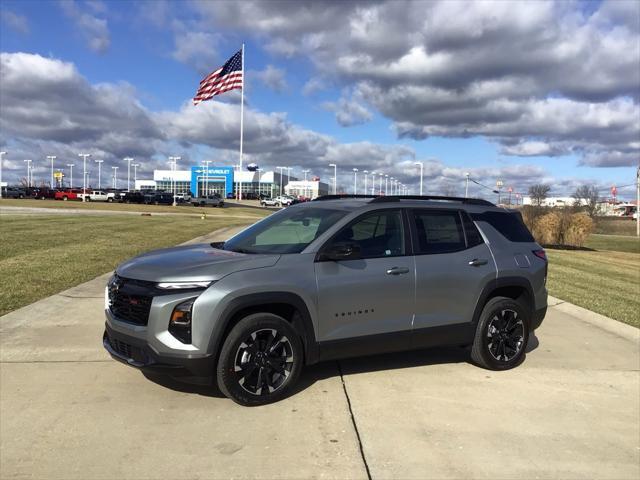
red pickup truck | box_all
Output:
[54,189,83,201]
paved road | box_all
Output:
[1,229,638,479]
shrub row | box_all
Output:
[521,206,594,248]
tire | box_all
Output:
[63,196,68,201]
[40,195,45,200]
[107,198,113,203]
[471,296,529,371]
[216,313,303,406]
[19,194,24,199]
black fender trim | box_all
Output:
[208,292,319,366]
[471,276,536,325]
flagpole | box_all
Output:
[238,43,245,202]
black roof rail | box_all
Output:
[369,195,495,206]
[313,194,377,201]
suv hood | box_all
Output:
[116,243,280,283]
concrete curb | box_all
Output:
[548,295,639,343]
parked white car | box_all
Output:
[78,190,116,202]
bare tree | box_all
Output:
[528,184,551,206]
[572,184,600,217]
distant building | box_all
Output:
[285,180,330,199]
[522,196,587,207]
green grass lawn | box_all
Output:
[547,234,640,328]
[0,198,266,219]
[0,214,259,316]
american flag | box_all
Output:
[193,49,243,105]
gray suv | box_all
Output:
[104,195,547,406]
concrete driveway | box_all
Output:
[1,230,638,479]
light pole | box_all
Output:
[379,172,384,195]
[95,159,104,189]
[385,174,389,195]
[496,179,504,204]
[111,166,119,189]
[363,170,368,195]
[370,172,376,195]
[329,164,337,194]
[415,161,424,196]
[78,153,91,201]
[390,177,394,195]
[47,155,56,189]
[353,168,358,194]
[276,166,285,195]
[124,157,133,192]
[465,172,470,198]
[24,159,32,187]
[67,164,74,188]
[285,167,292,195]
[132,163,139,188]
[203,160,211,196]
[0,151,5,198]
[168,156,180,206]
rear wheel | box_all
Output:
[471,296,529,370]
[217,313,303,406]
[63,196,68,201]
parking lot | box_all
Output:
[1,229,638,480]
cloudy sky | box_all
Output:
[1,0,638,199]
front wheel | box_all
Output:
[107,198,113,203]
[216,313,303,406]
[471,296,529,370]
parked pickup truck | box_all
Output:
[77,190,117,202]
[54,189,83,201]
[191,195,224,207]
[1,186,27,198]
[121,191,145,203]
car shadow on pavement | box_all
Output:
[141,334,540,401]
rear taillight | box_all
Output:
[532,249,547,261]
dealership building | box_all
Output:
[134,166,328,198]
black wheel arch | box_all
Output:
[472,277,535,326]
[208,292,319,366]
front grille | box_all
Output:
[108,275,155,326]
[109,336,149,364]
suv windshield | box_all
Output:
[223,207,347,254]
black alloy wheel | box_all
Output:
[486,309,525,362]
[471,296,529,370]
[234,329,294,396]
[217,313,303,406]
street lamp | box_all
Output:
[385,174,389,195]
[276,166,285,195]
[285,167,293,195]
[370,172,376,195]
[465,172,470,198]
[24,160,32,187]
[132,164,139,187]
[203,160,211,196]
[496,179,504,204]
[390,177,394,195]
[168,156,181,206]
[0,151,5,198]
[95,159,104,189]
[363,170,368,195]
[378,172,384,195]
[78,153,91,201]
[353,168,358,194]
[67,164,74,188]
[415,162,424,196]
[111,166,119,189]
[47,155,56,189]
[329,164,337,195]
[124,157,133,192]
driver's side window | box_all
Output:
[332,210,405,259]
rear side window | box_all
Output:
[461,212,484,248]
[412,210,466,254]
[471,211,535,242]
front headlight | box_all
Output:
[169,298,196,344]
[157,281,213,290]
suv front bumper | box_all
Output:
[103,323,214,381]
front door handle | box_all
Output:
[468,258,488,267]
[386,266,410,275]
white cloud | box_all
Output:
[1,10,29,34]
[255,65,288,92]
[59,0,110,53]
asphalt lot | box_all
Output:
[1,229,638,479]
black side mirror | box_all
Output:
[319,242,361,261]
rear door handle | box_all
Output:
[468,258,488,267]
[386,267,410,275]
